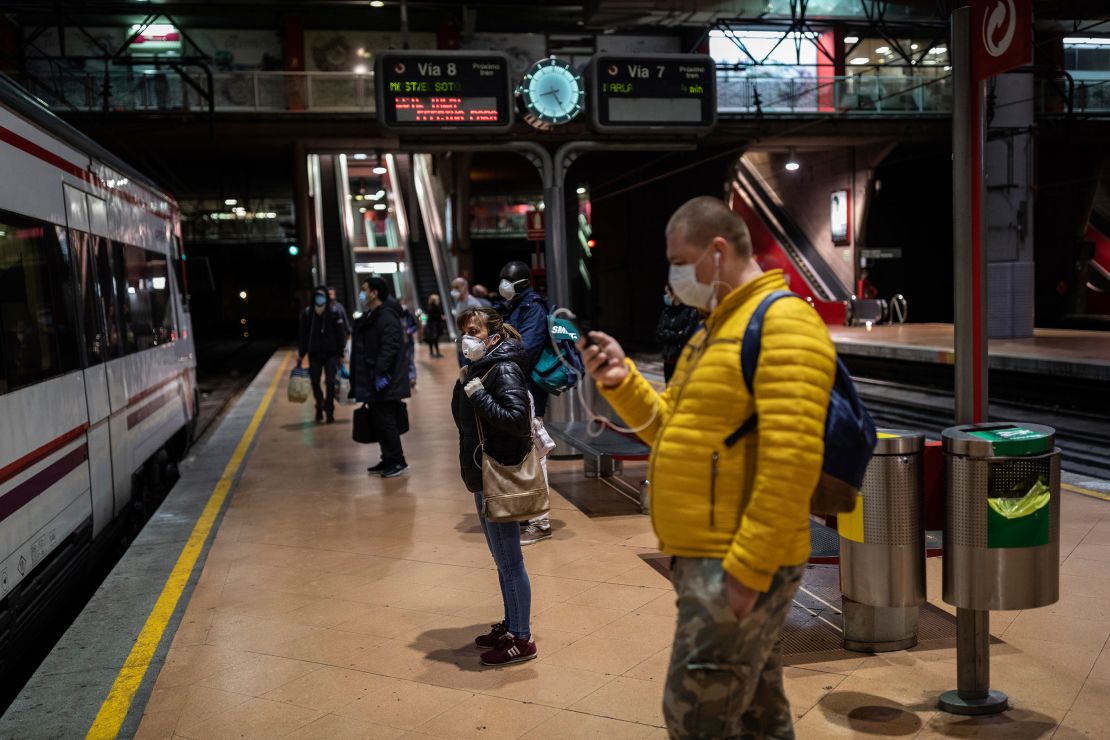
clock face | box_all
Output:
[519,58,584,126]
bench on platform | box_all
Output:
[546,421,651,510]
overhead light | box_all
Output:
[369,0,385,6]
[576,187,586,195]
[373,165,388,175]
[374,203,387,211]
[844,36,859,44]
[931,47,947,55]
[359,207,367,213]
[288,245,300,256]
[1063,37,1110,46]
[152,277,166,290]
[875,46,890,54]
[239,290,248,300]
[944,65,952,71]
[785,149,800,172]
[224,198,237,206]
[849,57,870,65]
[353,153,368,160]
[353,64,368,74]
[370,189,386,200]
[910,43,919,50]
[356,261,398,273]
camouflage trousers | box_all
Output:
[664,558,805,740]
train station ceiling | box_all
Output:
[3,0,1108,33]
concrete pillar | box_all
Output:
[985,72,1035,338]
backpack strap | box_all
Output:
[724,290,800,448]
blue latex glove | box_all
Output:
[374,375,390,392]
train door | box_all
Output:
[63,184,115,536]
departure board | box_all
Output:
[375,51,513,131]
[589,54,716,133]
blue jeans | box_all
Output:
[473,490,531,638]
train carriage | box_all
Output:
[0,73,195,638]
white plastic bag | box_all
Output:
[528,392,556,458]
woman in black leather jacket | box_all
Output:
[450,307,537,666]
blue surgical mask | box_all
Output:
[358,291,368,309]
[314,295,327,306]
[663,293,672,306]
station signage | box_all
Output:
[588,53,716,133]
[375,51,513,131]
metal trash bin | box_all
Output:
[839,429,926,652]
[943,423,1060,611]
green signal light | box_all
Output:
[288,245,300,256]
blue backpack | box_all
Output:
[726,291,877,515]
[530,313,585,395]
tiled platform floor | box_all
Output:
[135,351,1110,739]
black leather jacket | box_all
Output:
[656,304,702,364]
[451,337,532,493]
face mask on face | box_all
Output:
[498,278,519,300]
[662,293,672,307]
[668,248,718,311]
[357,291,368,310]
[450,289,461,301]
[460,335,487,361]
[314,294,327,307]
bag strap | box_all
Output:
[724,290,800,448]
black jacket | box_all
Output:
[351,297,412,403]
[451,338,532,493]
[298,304,347,357]
[655,304,701,364]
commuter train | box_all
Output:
[0,74,196,647]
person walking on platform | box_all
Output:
[423,293,446,358]
[655,283,701,385]
[579,196,837,739]
[451,276,484,316]
[451,307,537,666]
[352,277,411,478]
[496,260,552,545]
[297,285,348,424]
[328,287,353,399]
[399,297,419,389]
[471,284,494,307]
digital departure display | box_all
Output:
[376,51,513,131]
[589,54,716,133]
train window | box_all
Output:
[0,210,81,394]
[94,238,123,358]
[114,242,177,353]
[70,230,107,366]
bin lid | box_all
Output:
[874,428,925,455]
[942,422,1055,457]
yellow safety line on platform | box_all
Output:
[87,352,291,740]
[1063,482,1110,503]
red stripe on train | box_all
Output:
[0,424,89,487]
[0,444,89,525]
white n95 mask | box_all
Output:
[668,248,718,311]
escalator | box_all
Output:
[730,157,850,325]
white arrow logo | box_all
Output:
[983,0,1017,58]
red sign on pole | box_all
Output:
[526,210,545,241]
[972,0,1033,81]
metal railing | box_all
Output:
[16,67,1110,117]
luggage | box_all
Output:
[352,402,409,444]
[727,290,877,516]
[287,366,311,404]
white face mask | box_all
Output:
[498,278,517,300]
[668,248,718,311]
[450,289,461,301]
[460,335,487,361]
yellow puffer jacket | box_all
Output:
[601,270,836,591]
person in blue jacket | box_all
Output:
[495,260,552,544]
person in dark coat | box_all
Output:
[451,307,537,666]
[423,293,446,358]
[655,283,702,384]
[495,261,552,544]
[351,276,411,478]
[298,285,348,423]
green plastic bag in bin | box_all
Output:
[987,479,1051,548]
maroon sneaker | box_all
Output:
[480,633,537,666]
[474,621,509,650]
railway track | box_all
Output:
[854,377,1110,479]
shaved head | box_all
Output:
[666,196,752,258]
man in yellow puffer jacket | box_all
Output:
[580,196,836,739]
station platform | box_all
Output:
[5,350,1110,739]
[828,323,1110,381]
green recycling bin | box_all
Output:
[942,423,1060,611]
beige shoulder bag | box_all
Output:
[474,372,550,523]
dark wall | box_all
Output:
[575,149,735,353]
[185,242,299,344]
[863,143,954,323]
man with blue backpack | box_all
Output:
[580,196,874,740]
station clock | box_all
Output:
[517,57,584,129]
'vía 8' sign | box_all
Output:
[376,51,513,131]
